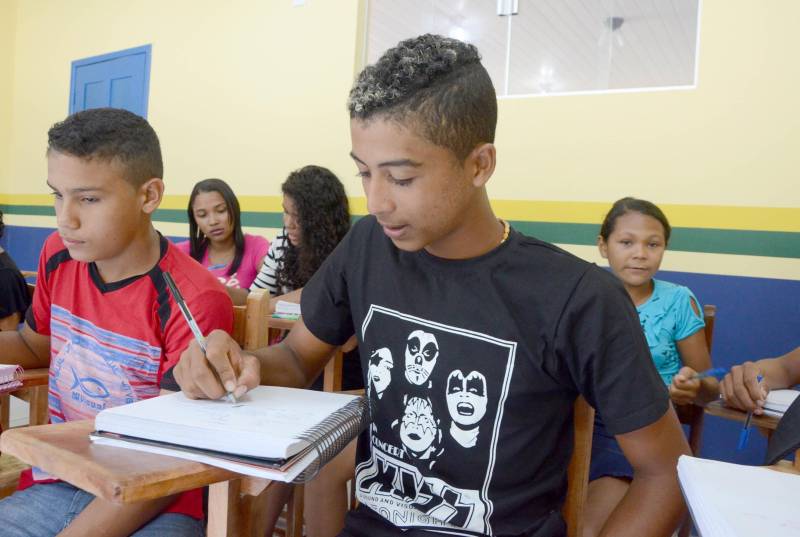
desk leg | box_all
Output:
[208,479,241,537]
[0,394,9,430]
[794,449,800,472]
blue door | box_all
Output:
[70,44,152,117]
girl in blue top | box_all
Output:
[583,197,718,537]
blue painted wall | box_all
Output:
[3,225,798,465]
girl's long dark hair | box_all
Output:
[599,197,672,244]
[187,178,245,276]
[276,166,350,290]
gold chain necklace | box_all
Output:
[499,219,510,245]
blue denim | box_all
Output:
[0,481,204,537]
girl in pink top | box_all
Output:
[176,178,269,289]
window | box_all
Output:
[364,0,701,97]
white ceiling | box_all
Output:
[366,0,700,96]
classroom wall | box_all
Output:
[0,0,798,465]
[0,0,17,190]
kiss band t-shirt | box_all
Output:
[301,216,669,537]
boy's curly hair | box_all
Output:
[47,108,163,187]
[276,166,350,291]
[348,34,497,160]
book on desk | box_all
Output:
[91,386,368,483]
[678,455,800,537]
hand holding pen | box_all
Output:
[163,272,250,403]
[719,362,768,415]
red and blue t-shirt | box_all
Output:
[20,232,233,519]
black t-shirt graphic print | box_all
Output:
[357,305,517,532]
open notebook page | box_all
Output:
[678,455,800,537]
[94,386,360,459]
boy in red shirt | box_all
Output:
[0,108,232,536]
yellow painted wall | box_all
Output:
[3,0,363,198]
[0,0,17,190]
[1,0,798,211]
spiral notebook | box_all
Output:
[0,364,23,395]
[91,386,369,482]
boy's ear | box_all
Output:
[597,235,608,259]
[140,178,164,215]
[467,143,496,188]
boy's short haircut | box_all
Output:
[348,34,498,160]
[47,108,163,187]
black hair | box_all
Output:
[276,166,350,290]
[187,178,245,277]
[600,197,672,244]
[0,209,4,239]
[348,34,497,160]
[47,108,163,187]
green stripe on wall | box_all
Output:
[510,221,800,259]
[0,204,55,216]
[3,205,798,259]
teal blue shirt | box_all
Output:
[637,279,705,385]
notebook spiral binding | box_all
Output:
[0,364,24,395]
[293,396,371,483]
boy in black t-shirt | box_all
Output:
[175,34,690,537]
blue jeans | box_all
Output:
[0,481,204,537]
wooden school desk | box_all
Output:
[0,420,272,537]
[705,398,800,470]
[0,368,49,430]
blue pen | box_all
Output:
[689,366,729,380]
[737,374,763,451]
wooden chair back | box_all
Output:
[232,290,271,352]
[676,303,716,537]
[562,395,595,537]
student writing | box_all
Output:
[0,108,232,537]
[230,164,351,312]
[720,346,800,414]
[174,35,690,537]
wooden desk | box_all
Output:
[705,399,800,470]
[0,368,50,429]
[705,399,780,429]
[0,420,272,536]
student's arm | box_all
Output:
[669,296,718,405]
[225,254,270,306]
[600,408,690,537]
[0,312,21,331]
[56,494,178,537]
[720,346,800,413]
[0,322,50,369]
[174,320,337,399]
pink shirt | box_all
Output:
[176,234,270,289]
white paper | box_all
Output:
[678,455,800,537]
[763,389,800,416]
[274,300,301,316]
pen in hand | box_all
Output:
[737,374,763,451]
[163,271,238,404]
